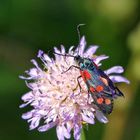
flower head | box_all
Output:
[20,36,129,140]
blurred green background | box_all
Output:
[0,0,140,140]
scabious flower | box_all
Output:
[20,36,129,140]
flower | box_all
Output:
[20,36,129,140]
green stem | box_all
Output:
[81,128,86,140]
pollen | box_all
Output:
[96,85,104,92]
[82,121,87,125]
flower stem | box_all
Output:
[81,128,86,140]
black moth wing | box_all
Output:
[90,91,113,114]
[97,69,124,97]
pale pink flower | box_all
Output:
[20,36,129,140]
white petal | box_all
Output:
[84,45,98,57]
[31,59,41,70]
[94,55,109,64]
[54,47,61,53]
[19,75,32,80]
[38,122,56,132]
[29,117,41,130]
[105,66,124,75]
[66,122,72,133]
[43,54,52,62]
[61,45,65,54]
[19,102,31,108]
[78,36,86,55]
[68,46,74,54]
[62,125,71,139]
[56,125,65,140]
[74,124,82,140]
[37,50,44,58]
[95,111,108,123]
[21,91,33,101]
[26,68,38,77]
[22,110,34,119]
[82,113,95,124]
[109,75,130,84]
[54,47,61,61]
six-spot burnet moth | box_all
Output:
[53,25,124,114]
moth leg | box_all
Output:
[72,76,83,97]
[61,65,80,74]
[77,75,82,92]
[87,90,93,104]
[72,84,78,91]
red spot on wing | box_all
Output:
[89,86,95,92]
[80,71,83,78]
[105,98,111,105]
[100,77,108,86]
[80,70,91,82]
[83,70,91,80]
[97,97,104,104]
[96,85,104,92]
[80,71,86,82]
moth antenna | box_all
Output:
[76,24,85,55]
[77,24,85,42]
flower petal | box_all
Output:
[19,75,32,80]
[21,92,33,101]
[66,122,72,133]
[105,66,124,75]
[43,54,52,62]
[84,45,98,57]
[37,50,50,66]
[74,124,82,140]
[22,110,34,119]
[78,36,86,55]
[109,75,130,84]
[68,46,74,54]
[38,121,57,132]
[62,125,71,139]
[56,125,65,140]
[54,47,61,61]
[61,45,65,54]
[95,110,108,123]
[29,117,41,130]
[94,55,109,64]
[37,50,44,58]
[19,102,31,108]
[81,113,95,124]
[26,68,38,77]
[31,59,41,70]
